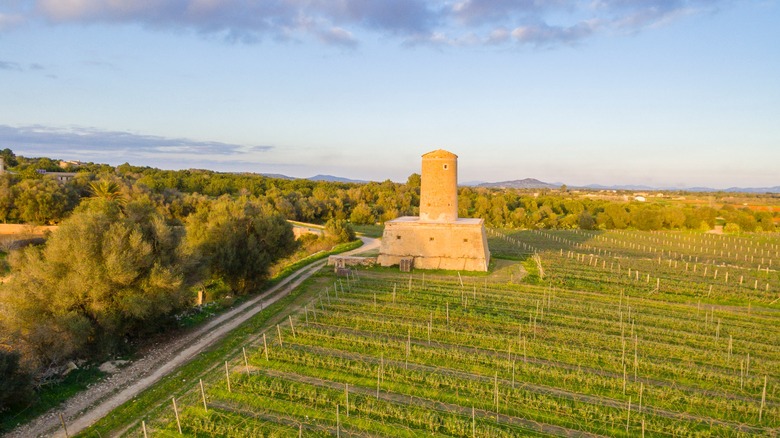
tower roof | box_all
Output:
[422,149,458,159]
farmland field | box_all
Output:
[88,230,779,437]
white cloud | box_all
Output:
[0,0,731,47]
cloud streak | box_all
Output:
[0,1,729,47]
[0,125,272,163]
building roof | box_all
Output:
[422,149,457,159]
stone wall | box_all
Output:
[327,255,377,267]
[377,217,489,271]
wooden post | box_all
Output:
[172,397,182,435]
[59,413,69,437]
[289,315,296,338]
[345,383,349,417]
[639,382,643,413]
[277,324,283,347]
[728,335,733,360]
[225,361,231,393]
[760,375,767,421]
[200,379,208,411]
[740,359,744,389]
[142,420,148,438]
[512,360,516,388]
[494,372,498,412]
[263,333,269,360]
[472,406,476,438]
[336,404,340,438]
[626,397,631,432]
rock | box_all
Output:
[99,360,129,374]
[62,361,79,376]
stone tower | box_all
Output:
[420,149,458,222]
[377,149,490,271]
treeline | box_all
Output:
[457,188,777,232]
[1,152,776,233]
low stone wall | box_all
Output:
[292,226,323,239]
[327,255,377,267]
[0,224,58,235]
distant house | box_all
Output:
[59,160,83,169]
[634,196,646,202]
[40,170,79,183]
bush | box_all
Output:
[0,348,34,412]
[324,218,355,243]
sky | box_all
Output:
[1,1,778,189]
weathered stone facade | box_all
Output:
[378,149,490,271]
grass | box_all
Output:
[175,239,362,328]
[77,272,330,437]
[0,367,106,433]
[60,230,780,436]
[352,224,384,238]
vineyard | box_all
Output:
[89,229,779,437]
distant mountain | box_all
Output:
[262,172,780,193]
[478,178,560,189]
[581,184,657,191]
[307,174,367,183]
[260,173,296,180]
[583,184,780,193]
[724,186,780,193]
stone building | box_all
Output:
[377,149,490,271]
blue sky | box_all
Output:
[1,1,778,188]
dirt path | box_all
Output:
[6,237,378,438]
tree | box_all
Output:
[755,212,775,232]
[1,202,192,366]
[0,148,18,168]
[324,218,355,243]
[12,178,78,224]
[349,202,375,225]
[662,208,686,229]
[0,174,14,223]
[185,197,297,294]
[89,180,125,203]
[0,348,33,412]
[630,205,663,230]
[578,211,596,230]
[406,173,421,189]
[603,204,630,229]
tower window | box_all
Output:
[429,237,435,241]
[443,164,449,170]
[396,235,402,240]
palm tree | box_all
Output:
[89,180,124,203]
